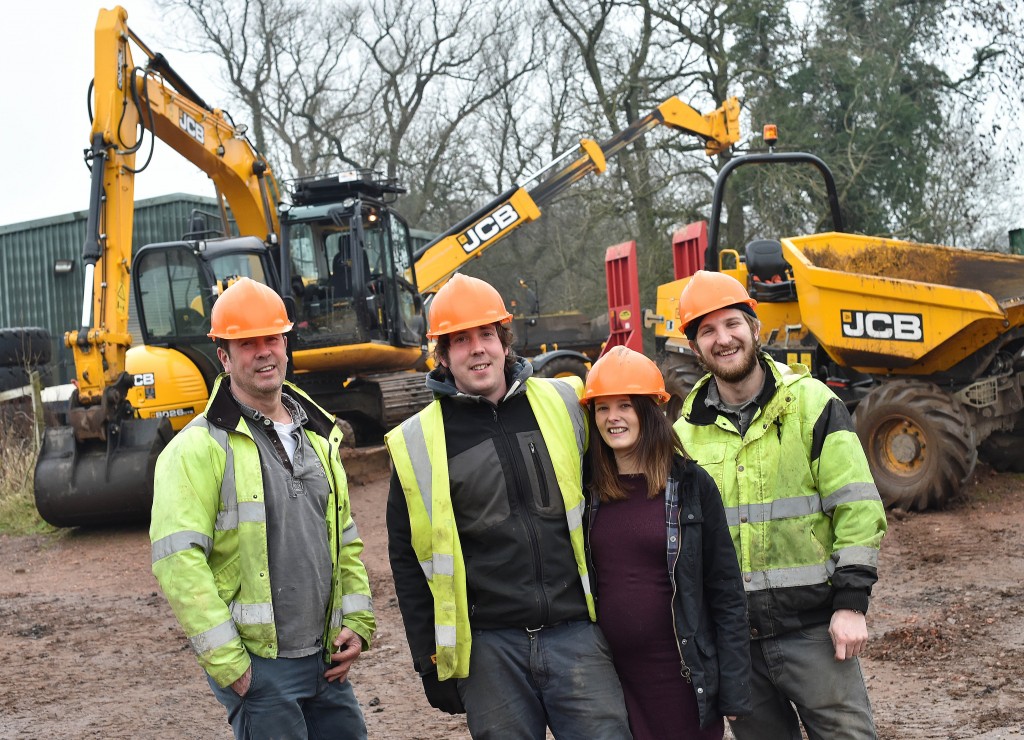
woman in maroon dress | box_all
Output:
[582,346,751,739]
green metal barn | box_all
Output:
[0,194,219,384]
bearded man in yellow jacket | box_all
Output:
[673,271,887,740]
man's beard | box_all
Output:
[699,341,759,384]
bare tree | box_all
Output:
[155,0,369,175]
[344,0,545,225]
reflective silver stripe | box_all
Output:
[328,594,375,629]
[580,574,592,597]
[547,379,586,456]
[151,530,212,563]
[216,500,265,529]
[435,624,457,648]
[189,618,239,655]
[330,607,345,629]
[565,500,583,532]
[342,522,359,546]
[216,509,238,530]
[342,593,373,614]
[822,481,881,512]
[230,601,274,625]
[743,562,833,591]
[833,545,879,569]
[418,552,456,581]
[433,553,455,578]
[238,500,266,523]
[401,414,433,521]
[185,415,240,531]
[725,493,823,527]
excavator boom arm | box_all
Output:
[70,5,280,409]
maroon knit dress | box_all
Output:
[591,474,724,740]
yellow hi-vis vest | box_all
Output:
[385,376,592,681]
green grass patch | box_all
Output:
[0,405,54,535]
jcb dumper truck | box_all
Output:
[647,138,1024,511]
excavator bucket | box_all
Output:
[33,418,174,528]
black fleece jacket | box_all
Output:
[387,362,589,672]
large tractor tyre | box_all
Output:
[534,356,589,382]
[661,353,705,422]
[0,327,52,366]
[978,431,1024,473]
[0,364,52,392]
[853,380,977,511]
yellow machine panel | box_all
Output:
[126,345,210,431]
[782,232,1024,375]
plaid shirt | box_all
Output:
[664,477,680,575]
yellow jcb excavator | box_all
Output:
[34,6,284,526]
[34,5,741,527]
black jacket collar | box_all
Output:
[206,375,335,439]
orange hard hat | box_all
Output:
[207,277,293,340]
[582,346,671,405]
[677,270,757,340]
[427,273,512,339]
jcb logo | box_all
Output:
[133,373,156,387]
[841,310,923,342]
[179,112,205,145]
[457,204,520,254]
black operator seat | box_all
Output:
[745,239,796,302]
[330,235,370,299]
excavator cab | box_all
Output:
[269,172,431,441]
[281,171,426,373]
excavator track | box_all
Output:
[373,371,434,429]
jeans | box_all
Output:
[458,621,631,740]
[728,624,876,740]
[206,653,367,740]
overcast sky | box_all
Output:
[0,1,225,227]
[3,2,1021,236]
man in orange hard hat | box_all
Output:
[384,273,630,738]
[672,270,887,740]
[150,277,376,740]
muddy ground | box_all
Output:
[2,460,1023,739]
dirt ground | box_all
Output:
[2,460,1023,740]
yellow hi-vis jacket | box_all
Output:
[385,376,592,681]
[675,357,887,638]
[150,376,375,687]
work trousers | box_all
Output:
[458,621,632,740]
[207,652,367,740]
[728,623,876,740]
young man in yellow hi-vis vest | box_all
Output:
[673,271,887,740]
[151,278,375,740]
[385,274,631,739]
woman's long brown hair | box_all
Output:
[587,395,686,502]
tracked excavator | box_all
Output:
[34,5,741,527]
[34,6,427,526]
[644,126,1024,511]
